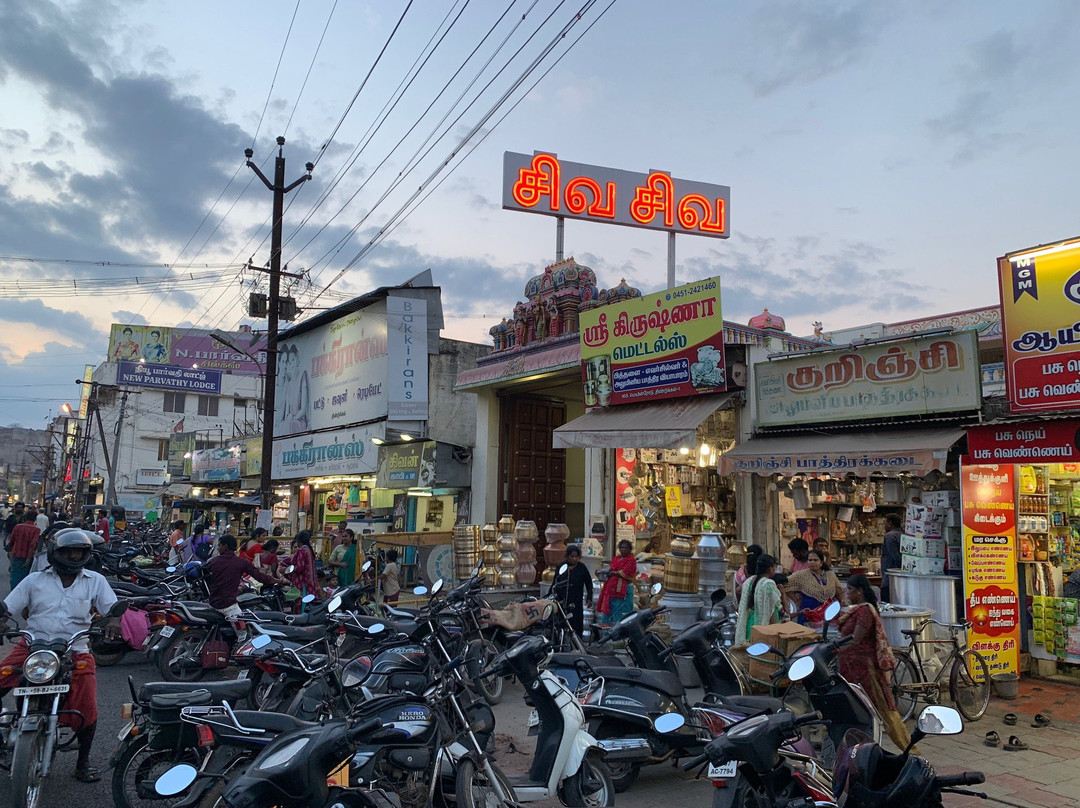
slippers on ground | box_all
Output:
[1004,736,1029,752]
[984,730,1001,747]
[73,767,101,783]
[1032,714,1052,728]
[1003,713,1018,726]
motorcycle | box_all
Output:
[0,600,127,808]
[478,635,614,806]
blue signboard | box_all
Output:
[118,361,222,393]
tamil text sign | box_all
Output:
[968,420,1080,463]
[961,464,1020,676]
[503,152,729,238]
[375,441,437,489]
[755,331,981,428]
[109,324,265,375]
[118,361,222,394]
[999,238,1080,413]
[271,424,383,480]
[579,278,725,407]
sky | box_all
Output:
[1,0,1079,427]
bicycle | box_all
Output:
[890,617,990,722]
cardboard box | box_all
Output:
[901,553,946,575]
[905,504,946,523]
[900,535,946,558]
[921,490,960,509]
[941,526,962,547]
[904,518,944,538]
[747,622,820,682]
[945,545,962,572]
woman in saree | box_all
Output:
[786,550,847,628]
[596,539,637,626]
[734,554,786,644]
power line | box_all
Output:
[284,0,339,136]
[252,0,302,149]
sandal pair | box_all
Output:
[74,766,101,783]
[1004,735,1029,752]
[984,731,1000,747]
[1032,713,1052,728]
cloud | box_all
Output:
[112,311,148,325]
[742,2,891,96]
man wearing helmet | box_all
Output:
[0,527,123,782]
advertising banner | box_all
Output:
[386,297,429,419]
[191,444,243,483]
[999,239,1080,413]
[503,152,730,239]
[109,324,265,375]
[135,467,168,486]
[376,441,437,489]
[614,448,637,543]
[243,437,262,477]
[118,361,222,394]
[579,277,725,407]
[960,464,1021,676]
[755,332,981,428]
[78,364,94,419]
[168,432,195,478]
[968,420,1080,463]
[275,303,389,438]
[271,424,383,480]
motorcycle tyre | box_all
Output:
[110,733,203,808]
[467,638,504,705]
[192,752,252,808]
[11,725,47,808]
[90,636,127,667]
[157,627,210,682]
[454,756,516,808]
[560,754,615,807]
[712,773,769,808]
[589,723,641,793]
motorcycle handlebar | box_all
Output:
[657,646,675,661]
[347,716,384,742]
[795,711,824,726]
[682,752,711,772]
[935,772,985,788]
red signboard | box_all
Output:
[967,420,1080,464]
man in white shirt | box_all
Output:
[0,528,122,782]
[34,507,49,533]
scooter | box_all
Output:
[479,635,614,806]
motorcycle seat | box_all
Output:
[230,710,318,734]
[549,651,625,670]
[349,614,418,636]
[592,666,685,697]
[112,582,165,597]
[255,623,328,642]
[384,605,421,619]
[138,678,254,705]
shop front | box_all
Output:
[721,329,984,624]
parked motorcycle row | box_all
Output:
[1,544,1000,808]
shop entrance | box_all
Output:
[499,395,566,541]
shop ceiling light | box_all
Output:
[399,434,415,442]
[1008,240,1080,263]
[371,437,385,445]
[407,489,432,497]
[679,446,691,455]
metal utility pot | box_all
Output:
[878,604,934,648]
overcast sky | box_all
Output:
[1,0,1077,427]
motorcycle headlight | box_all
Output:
[257,737,309,770]
[23,650,61,684]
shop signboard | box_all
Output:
[998,238,1080,413]
[78,364,94,418]
[755,331,981,428]
[114,494,160,521]
[118,361,222,394]
[579,277,725,407]
[960,463,1021,676]
[243,437,262,477]
[275,298,429,438]
[168,432,195,477]
[376,441,437,489]
[503,152,730,239]
[386,296,429,420]
[271,424,383,480]
[191,444,243,483]
[135,467,168,486]
[109,324,266,375]
[968,420,1080,463]
[614,449,637,543]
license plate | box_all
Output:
[117,720,135,741]
[13,684,70,696]
[708,761,738,779]
[236,669,248,680]
[159,626,175,638]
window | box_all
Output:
[163,392,186,413]
[198,395,219,417]
[233,398,248,410]
[157,440,169,462]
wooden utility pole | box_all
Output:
[246,137,312,522]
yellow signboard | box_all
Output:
[579,277,725,407]
[999,238,1080,413]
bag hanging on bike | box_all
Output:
[200,626,230,669]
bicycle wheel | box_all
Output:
[890,651,920,722]
[950,648,990,721]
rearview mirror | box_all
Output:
[558,563,568,575]
[431,579,444,595]
[301,594,316,604]
[362,560,372,572]
[824,601,841,622]
[154,763,198,796]
[368,622,386,635]
[788,656,815,682]
[327,594,343,614]
[283,564,295,575]
[651,582,663,596]
[165,566,177,573]
[413,586,429,596]
[250,634,272,649]
[916,706,963,736]
[654,713,685,734]
[175,539,185,547]
[746,642,771,658]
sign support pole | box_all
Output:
[667,232,676,287]
[555,216,565,262]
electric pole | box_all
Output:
[246,137,313,521]
[106,389,129,504]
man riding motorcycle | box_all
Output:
[0,528,122,782]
